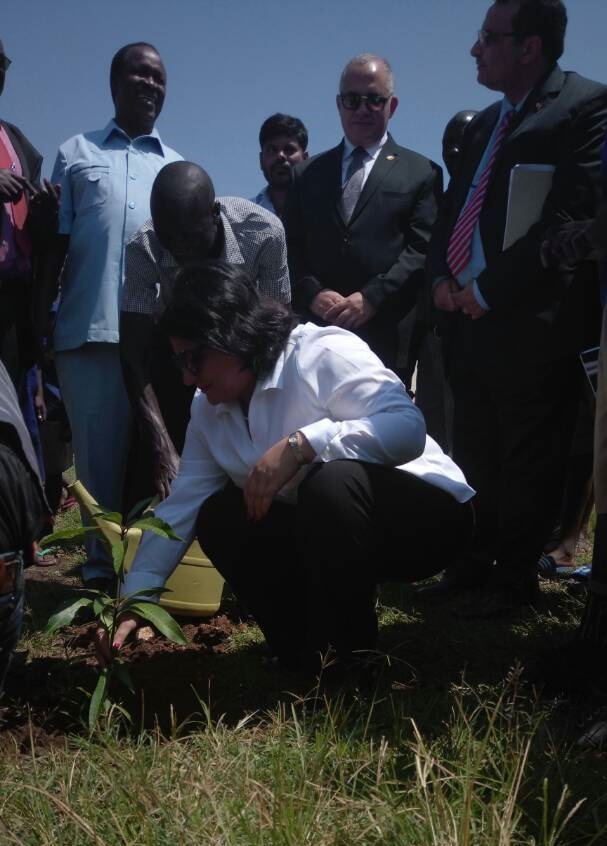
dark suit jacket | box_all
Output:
[427,66,607,365]
[285,134,441,365]
[1,120,42,184]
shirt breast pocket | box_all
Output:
[72,164,110,211]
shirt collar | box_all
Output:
[503,92,529,114]
[343,131,389,161]
[212,339,289,419]
[102,118,166,154]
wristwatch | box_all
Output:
[287,431,307,466]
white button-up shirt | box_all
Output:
[123,323,474,596]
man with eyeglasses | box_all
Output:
[285,53,441,369]
[425,0,607,613]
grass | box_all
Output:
[1,504,606,845]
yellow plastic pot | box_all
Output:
[70,480,224,617]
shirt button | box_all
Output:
[128,201,136,209]
[129,173,137,180]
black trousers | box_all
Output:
[448,351,580,589]
[196,461,473,660]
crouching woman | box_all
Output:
[100,261,475,668]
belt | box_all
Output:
[0,550,23,596]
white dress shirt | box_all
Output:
[123,323,474,596]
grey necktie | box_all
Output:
[340,146,367,222]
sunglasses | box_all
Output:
[171,346,206,377]
[339,92,390,112]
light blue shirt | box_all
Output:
[52,120,182,351]
[456,97,525,309]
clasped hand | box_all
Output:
[433,279,487,319]
[311,289,376,330]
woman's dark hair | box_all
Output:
[159,260,297,378]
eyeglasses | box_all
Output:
[0,55,11,72]
[172,346,206,377]
[339,92,390,112]
[477,29,519,46]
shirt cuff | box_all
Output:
[298,419,343,461]
[472,280,490,311]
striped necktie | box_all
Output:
[447,109,514,279]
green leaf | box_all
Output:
[92,507,123,525]
[88,670,109,732]
[129,516,183,542]
[93,596,113,617]
[45,596,94,634]
[99,606,115,631]
[129,601,187,645]
[114,662,135,695]
[39,527,103,549]
[110,538,126,576]
[126,497,156,525]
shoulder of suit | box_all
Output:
[292,144,343,179]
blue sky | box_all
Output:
[2,0,606,197]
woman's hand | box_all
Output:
[245,432,316,521]
[94,612,141,669]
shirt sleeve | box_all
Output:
[256,218,292,304]
[296,332,427,465]
[51,148,73,236]
[121,405,229,597]
[121,233,162,316]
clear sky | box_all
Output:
[2,0,606,197]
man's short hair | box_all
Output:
[258,114,308,151]
[496,0,567,64]
[110,42,161,94]
[339,54,395,95]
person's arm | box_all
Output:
[120,237,179,499]
[119,311,180,500]
[243,331,427,521]
[253,215,291,305]
[33,149,71,350]
[283,165,330,315]
[477,89,607,311]
[97,406,229,662]
[359,163,443,317]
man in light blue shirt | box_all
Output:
[38,42,181,589]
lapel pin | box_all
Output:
[386,154,396,161]
[534,100,545,112]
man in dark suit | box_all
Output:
[0,38,47,386]
[425,0,607,610]
[285,54,441,369]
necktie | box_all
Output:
[341,146,367,222]
[0,131,30,257]
[447,109,514,279]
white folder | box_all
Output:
[503,163,555,250]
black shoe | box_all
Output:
[415,568,484,599]
[455,583,542,620]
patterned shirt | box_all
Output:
[121,196,291,317]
